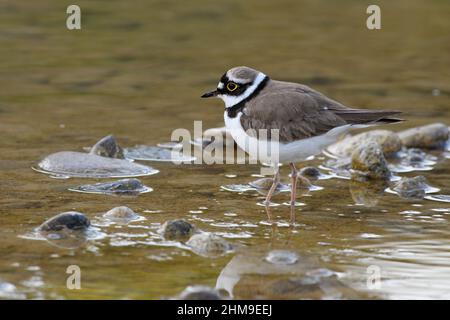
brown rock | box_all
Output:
[186,233,233,258]
[38,211,90,232]
[90,135,124,159]
[103,206,138,220]
[328,130,402,158]
[392,176,431,199]
[351,142,391,180]
[158,219,195,241]
[398,123,449,149]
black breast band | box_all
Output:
[226,76,269,118]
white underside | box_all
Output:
[224,111,360,165]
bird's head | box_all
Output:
[201,66,268,108]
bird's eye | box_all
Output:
[226,82,239,92]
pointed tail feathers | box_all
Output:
[333,109,403,125]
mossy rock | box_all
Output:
[398,123,449,149]
[351,142,391,180]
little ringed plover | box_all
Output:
[202,66,402,216]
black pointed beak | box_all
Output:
[201,90,219,98]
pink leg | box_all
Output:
[289,163,298,223]
[290,163,298,206]
[264,168,280,206]
[264,168,280,222]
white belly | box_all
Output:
[224,111,352,164]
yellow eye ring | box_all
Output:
[227,82,238,92]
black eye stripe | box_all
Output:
[223,81,252,96]
[217,74,253,95]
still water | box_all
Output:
[0,0,449,299]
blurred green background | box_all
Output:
[1,0,449,151]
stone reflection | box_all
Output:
[215,248,366,299]
[349,179,387,207]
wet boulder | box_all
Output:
[38,211,90,232]
[69,178,151,195]
[103,206,139,221]
[351,142,391,180]
[90,135,124,159]
[299,167,322,180]
[328,130,402,158]
[158,219,195,241]
[36,151,158,178]
[186,233,233,258]
[392,176,432,199]
[398,123,449,149]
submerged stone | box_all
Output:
[351,142,391,180]
[248,177,286,191]
[392,176,432,199]
[103,206,139,220]
[38,211,90,232]
[90,135,124,159]
[158,219,195,241]
[398,123,449,149]
[36,151,158,178]
[388,148,437,173]
[403,148,427,163]
[124,145,195,162]
[186,233,233,258]
[328,130,402,158]
[69,178,151,195]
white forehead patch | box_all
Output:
[217,82,224,89]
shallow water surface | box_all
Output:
[0,0,449,299]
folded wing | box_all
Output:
[240,84,402,143]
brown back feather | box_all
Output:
[239,80,402,143]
